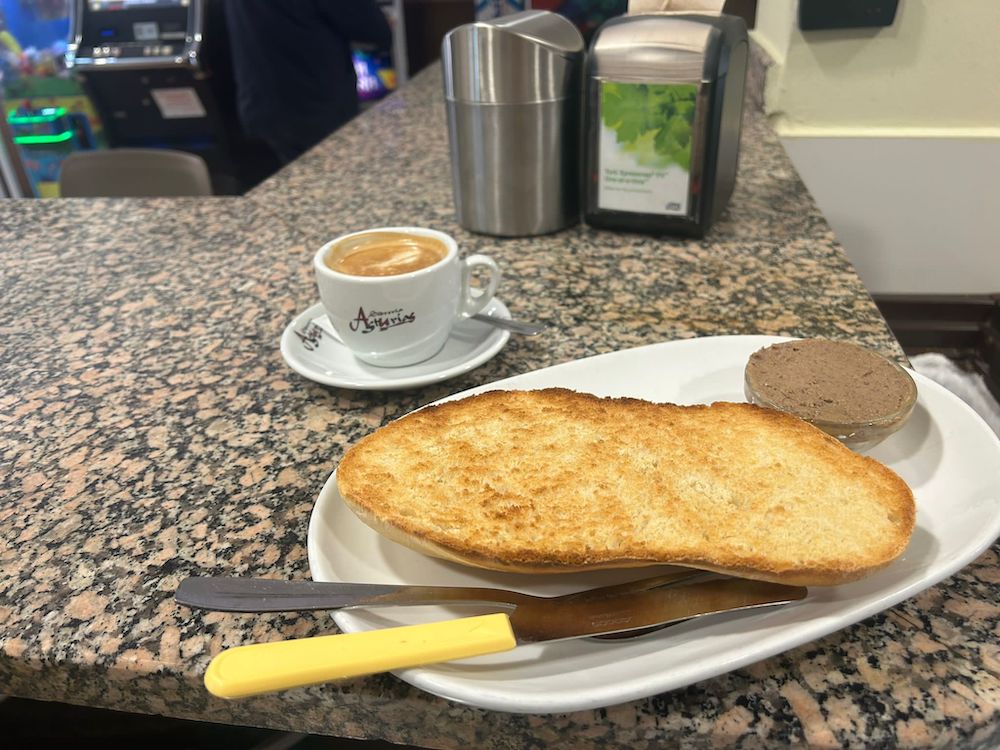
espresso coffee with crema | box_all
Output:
[326,232,448,277]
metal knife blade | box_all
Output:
[176,569,705,613]
[202,576,806,698]
[507,576,805,643]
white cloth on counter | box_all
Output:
[912,352,1000,436]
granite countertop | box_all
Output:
[1,62,998,749]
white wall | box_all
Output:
[752,0,1000,295]
[781,136,1000,295]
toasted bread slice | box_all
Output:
[336,389,915,585]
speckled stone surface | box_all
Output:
[1,59,998,750]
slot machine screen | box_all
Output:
[78,0,192,56]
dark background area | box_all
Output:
[0,695,408,750]
[401,0,758,76]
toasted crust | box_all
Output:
[336,389,915,586]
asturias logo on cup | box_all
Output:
[350,306,416,334]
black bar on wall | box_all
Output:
[873,293,1000,403]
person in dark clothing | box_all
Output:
[223,0,393,164]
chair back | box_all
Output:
[59,148,213,197]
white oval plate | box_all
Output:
[307,335,1000,713]
[280,299,510,390]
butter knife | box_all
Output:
[202,576,807,698]
[177,569,705,613]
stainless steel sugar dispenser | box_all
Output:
[442,11,584,237]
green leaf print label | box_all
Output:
[597,81,698,216]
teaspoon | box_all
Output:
[471,313,546,336]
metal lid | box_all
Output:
[589,15,714,82]
[442,10,584,104]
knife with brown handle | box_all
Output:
[200,574,807,698]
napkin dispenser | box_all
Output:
[442,11,584,237]
[584,4,748,237]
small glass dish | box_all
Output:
[744,339,918,452]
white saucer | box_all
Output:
[279,300,511,390]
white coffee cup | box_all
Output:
[313,227,501,367]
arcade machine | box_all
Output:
[8,103,95,193]
[65,0,277,194]
[1,0,102,196]
[355,0,407,105]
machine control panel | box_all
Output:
[67,0,202,69]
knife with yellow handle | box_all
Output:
[203,576,806,698]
